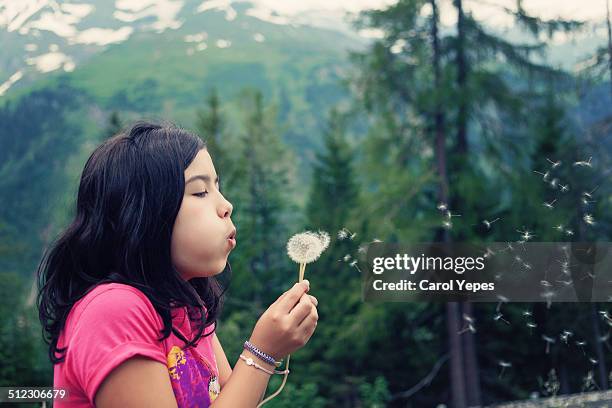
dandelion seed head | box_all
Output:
[287,230,330,264]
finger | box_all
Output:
[298,313,318,338]
[308,295,318,306]
[278,280,310,313]
[288,294,313,325]
[294,299,317,328]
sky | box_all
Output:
[259,0,607,26]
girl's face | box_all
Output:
[171,148,235,281]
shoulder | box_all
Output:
[73,283,161,324]
[66,282,165,348]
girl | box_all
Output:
[37,122,319,407]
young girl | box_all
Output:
[37,122,319,407]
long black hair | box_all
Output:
[36,121,231,364]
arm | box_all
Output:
[212,332,268,404]
[95,357,179,408]
[212,332,232,387]
[209,347,274,407]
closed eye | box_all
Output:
[193,191,209,198]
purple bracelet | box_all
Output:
[243,340,281,367]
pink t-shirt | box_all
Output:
[53,282,220,407]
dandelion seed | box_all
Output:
[575,340,587,355]
[527,322,537,334]
[583,214,595,225]
[560,184,569,192]
[542,335,556,354]
[482,218,500,229]
[349,232,357,240]
[522,310,532,317]
[371,238,382,243]
[581,197,596,206]
[523,262,533,270]
[357,245,368,254]
[556,279,572,286]
[549,178,559,189]
[573,156,592,167]
[546,158,561,168]
[516,229,534,241]
[589,357,598,365]
[543,199,557,209]
[343,254,351,262]
[498,360,512,378]
[541,280,552,287]
[458,315,477,334]
[494,312,510,325]
[442,220,453,229]
[533,170,550,181]
[337,229,348,240]
[445,210,461,219]
[565,229,574,236]
[483,247,496,258]
[555,224,564,231]
[437,202,447,211]
[598,333,609,343]
[495,295,509,313]
[560,330,573,344]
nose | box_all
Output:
[219,197,233,218]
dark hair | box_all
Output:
[36,121,231,364]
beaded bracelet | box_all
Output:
[243,340,282,367]
[239,354,290,375]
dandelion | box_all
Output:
[263,230,331,407]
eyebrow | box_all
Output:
[185,174,220,185]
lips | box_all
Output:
[227,228,236,240]
[227,228,237,248]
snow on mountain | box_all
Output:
[0,0,606,96]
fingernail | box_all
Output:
[302,279,310,288]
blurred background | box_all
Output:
[0,0,610,407]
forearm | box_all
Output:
[210,349,273,407]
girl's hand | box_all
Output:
[248,280,319,361]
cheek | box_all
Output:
[171,202,215,265]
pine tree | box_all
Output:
[228,89,299,308]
